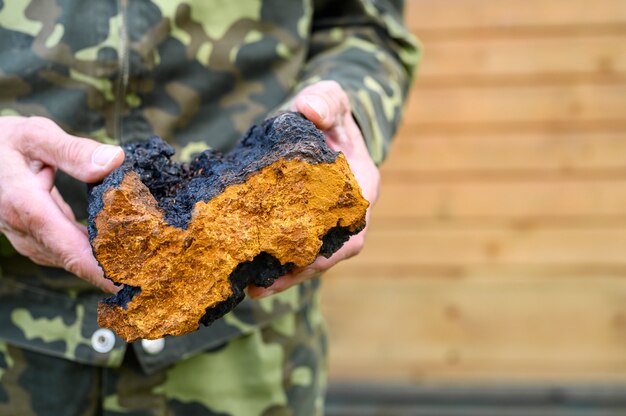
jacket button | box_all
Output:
[141,338,165,355]
[91,328,116,353]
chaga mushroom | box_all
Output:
[88,112,369,342]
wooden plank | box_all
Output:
[321,275,626,381]
[395,119,626,135]
[348,223,626,265]
[406,84,626,126]
[321,0,626,386]
[325,261,626,280]
[384,132,626,173]
[417,35,626,82]
[373,180,626,220]
[406,0,626,32]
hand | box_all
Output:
[0,116,124,293]
[248,80,380,298]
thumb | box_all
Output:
[18,117,124,183]
[293,80,351,130]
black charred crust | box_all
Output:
[89,112,362,328]
[103,284,141,310]
[199,252,295,327]
[87,112,337,239]
[319,221,366,258]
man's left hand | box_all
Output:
[248,80,380,298]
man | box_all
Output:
[0,0,418,414]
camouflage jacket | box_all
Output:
[0,0,418,372]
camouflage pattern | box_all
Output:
[0,283,327,415]
[0,0,418,413]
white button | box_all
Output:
[141,338,165,355]
[91,328,116,353]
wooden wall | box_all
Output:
[321,0,626,382]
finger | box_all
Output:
[3,232,59,266]
[293,80,351,130]
[50,186,77,222]
[18,187,118,293]
[325,232,366,264]
[34,165,57,190]
[50,186,90,238]
[248,233,366,299]
[248,266,318,299]
[15,117,124,183]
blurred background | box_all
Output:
[322,0,626,414]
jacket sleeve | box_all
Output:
[296,0,420,164]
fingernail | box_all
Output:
[93,145,122,167]
[336,124,350,145]
[306,96,329,121]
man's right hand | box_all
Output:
[0,116,124,293]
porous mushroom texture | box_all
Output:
[88,112,368,342]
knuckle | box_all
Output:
[26,116,57,132]
[21,117,56,145]
[324,80,348,98]
[320,79,342,92]
[316,80,350,113]
[302,80,342,99]
[29,253,55,267]
[5,234,42,262]
[58,137,85,166]
[24,218,58,253]
[13,119,32,146]
[0,117,23,145]
[0,200,22,231]
[63,253,83,277]
[14,117,57,155]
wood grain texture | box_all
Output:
[343,222,626,266]
[375,181,626,220]
[406,85,626,125]
[321,0,626,382]
[322,274,626,382]
[417,35,626,89]
[384,131,626,173]
[406,0,626,32]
